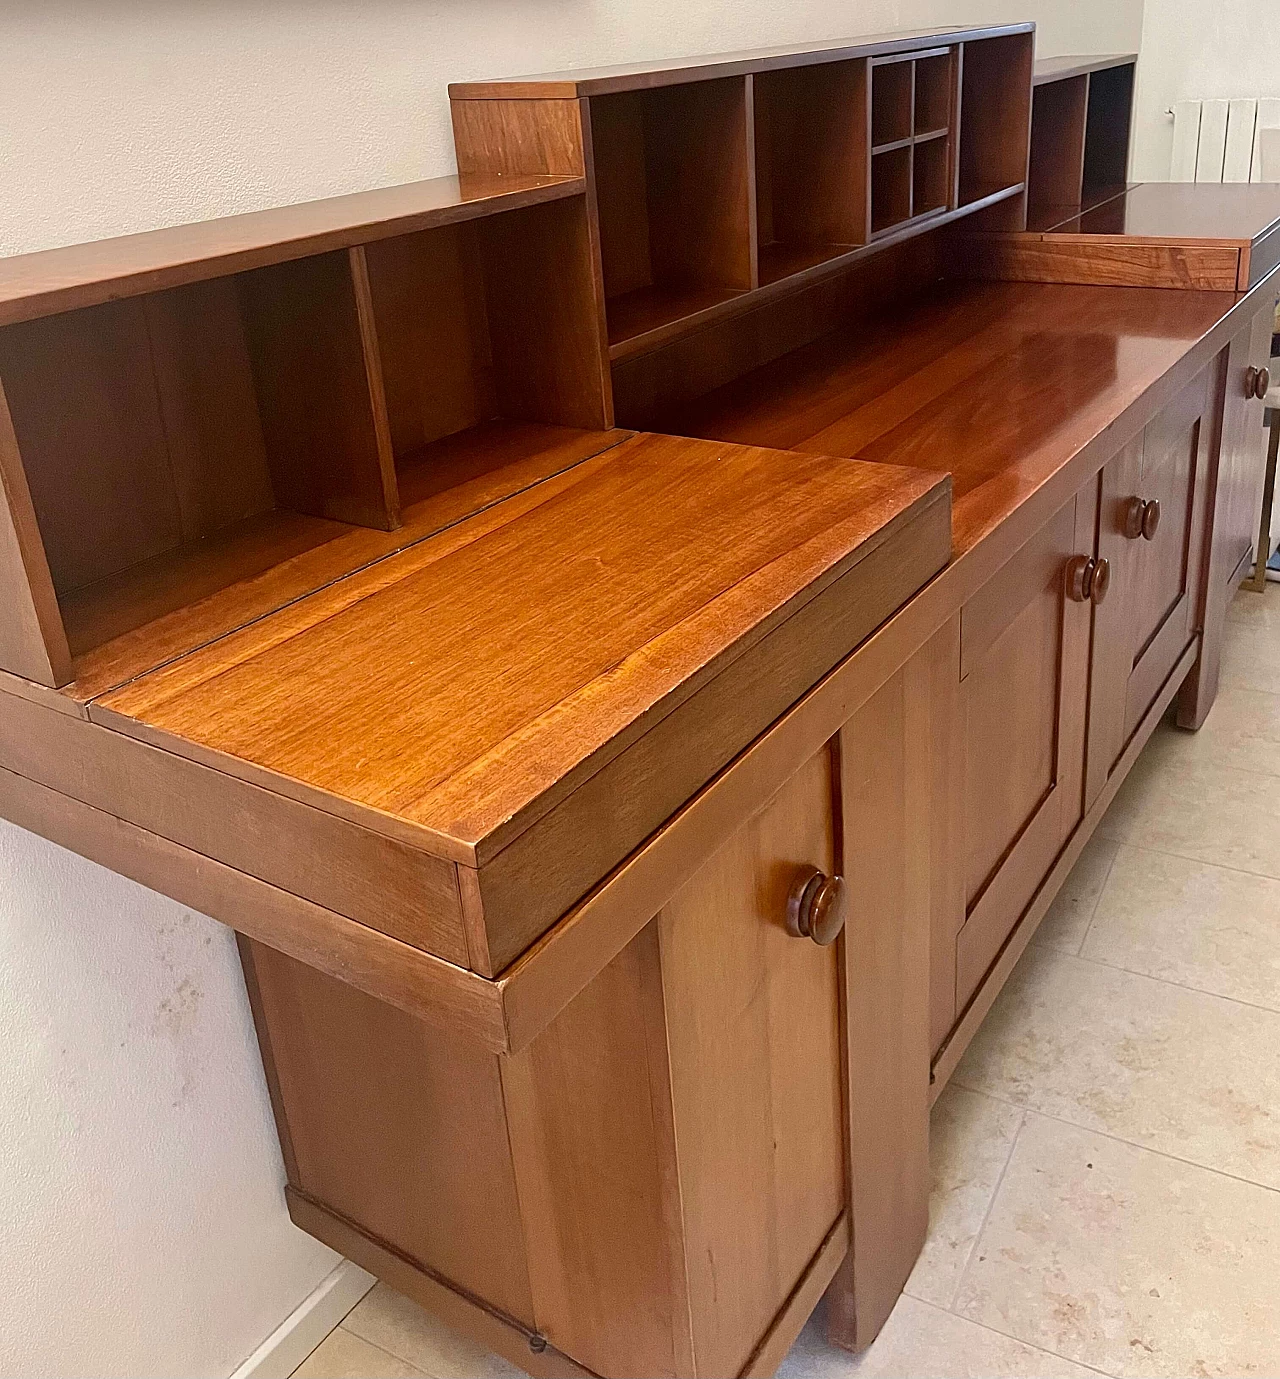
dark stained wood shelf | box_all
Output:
[758,241,858,286]
[606,283,750,350]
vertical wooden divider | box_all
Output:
[744,75,762,291]
[347,244,402,525]
[0,377,72,687]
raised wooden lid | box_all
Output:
[0,172,583,326]
[449,23,1034,99]
[90,431,949,863]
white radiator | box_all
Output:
[1169,98,1280,182]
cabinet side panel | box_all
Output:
[826,651,930,1351]
[660,745,844,1379]
[502,921,688,1379]
[241,941,535,1325]
[450,98,587,177]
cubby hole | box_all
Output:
[871,58,914,148]
[1082,63,1135,201]
[591,78,754,347]
[959,32,1034,208]
[1027,74,1089,225]
[754,61,869,284]
[912,135,950,217]
[914,52,953,136]
[361,195,609,509]
[0,198,608,687]
[872,146,913,236]
[0,253,398,670]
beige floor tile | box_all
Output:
[342,1284,526,1379]
[1221,586,1280,695]
[953,944,1280,1189]
[1140,685,1280,779]
[904,1086,1024,1308]
[955,1114,1280,1378]
[1095,751,1280,881]
[291,1326,430,1379]
[776,1294,1100,1378]
[1033,833,1122,955]
[1082,844,1280,1010]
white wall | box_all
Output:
[0,3,1145,1376]
[1131,0,1280,181]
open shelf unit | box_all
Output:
[0,177,615,693]
[1027,54,1137,223]
[451,25,1034,360]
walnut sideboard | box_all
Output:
[2,23,1278,1379]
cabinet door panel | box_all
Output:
[955,492,1092,1008]
[1180,300,1277,728]
[1088,367,1212,801]
[659,744,844,1379]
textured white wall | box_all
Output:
[0,3,1145,1376]
[1130,0,1280,181]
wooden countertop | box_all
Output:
[87,430,950,862]
[671,278,1238,555]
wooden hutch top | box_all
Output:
[1,20,1278,1054]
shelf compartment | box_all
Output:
[914,50,955,135]
[872,146,913,236]
[1083,62,1136,197]
[0,192,611,691]
[753,60,868,280]
[871,58,914,148]
[1028,73,1089,216]
[591,78,754,347]
[959,32,1034,211]
[913,135,950,218]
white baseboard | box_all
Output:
[230,1259,377,1379]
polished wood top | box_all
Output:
[669,279,1235,555]
[1045,183,1280,245]
[67,422,629,703]
[0,173,584,326]
[449,23,1033,99]
[91,432,948,858]
[1033,53,1136,86]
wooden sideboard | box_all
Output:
[2,23,1279,1379]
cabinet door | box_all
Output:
[1087,367,1213,803]
[1181,300,1276,728]
[954,492,1093,1009]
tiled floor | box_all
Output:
[293,584,1280,1379]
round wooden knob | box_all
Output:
[1140,497,1161,541]
[1257,366,1272,400]
[1123,496,1146,540]
[1066,554,1095,602]
[1089,555,1111,605]
[786,867,847,946]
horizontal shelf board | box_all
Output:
[914,126,950,144]
[606,283,749,350]
[759,241,860,286]
[872,137,915,156]
[1033,53,1137,86]
[449,23,1033,98]
[609,183,1026,363]
[0,173,585,327]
